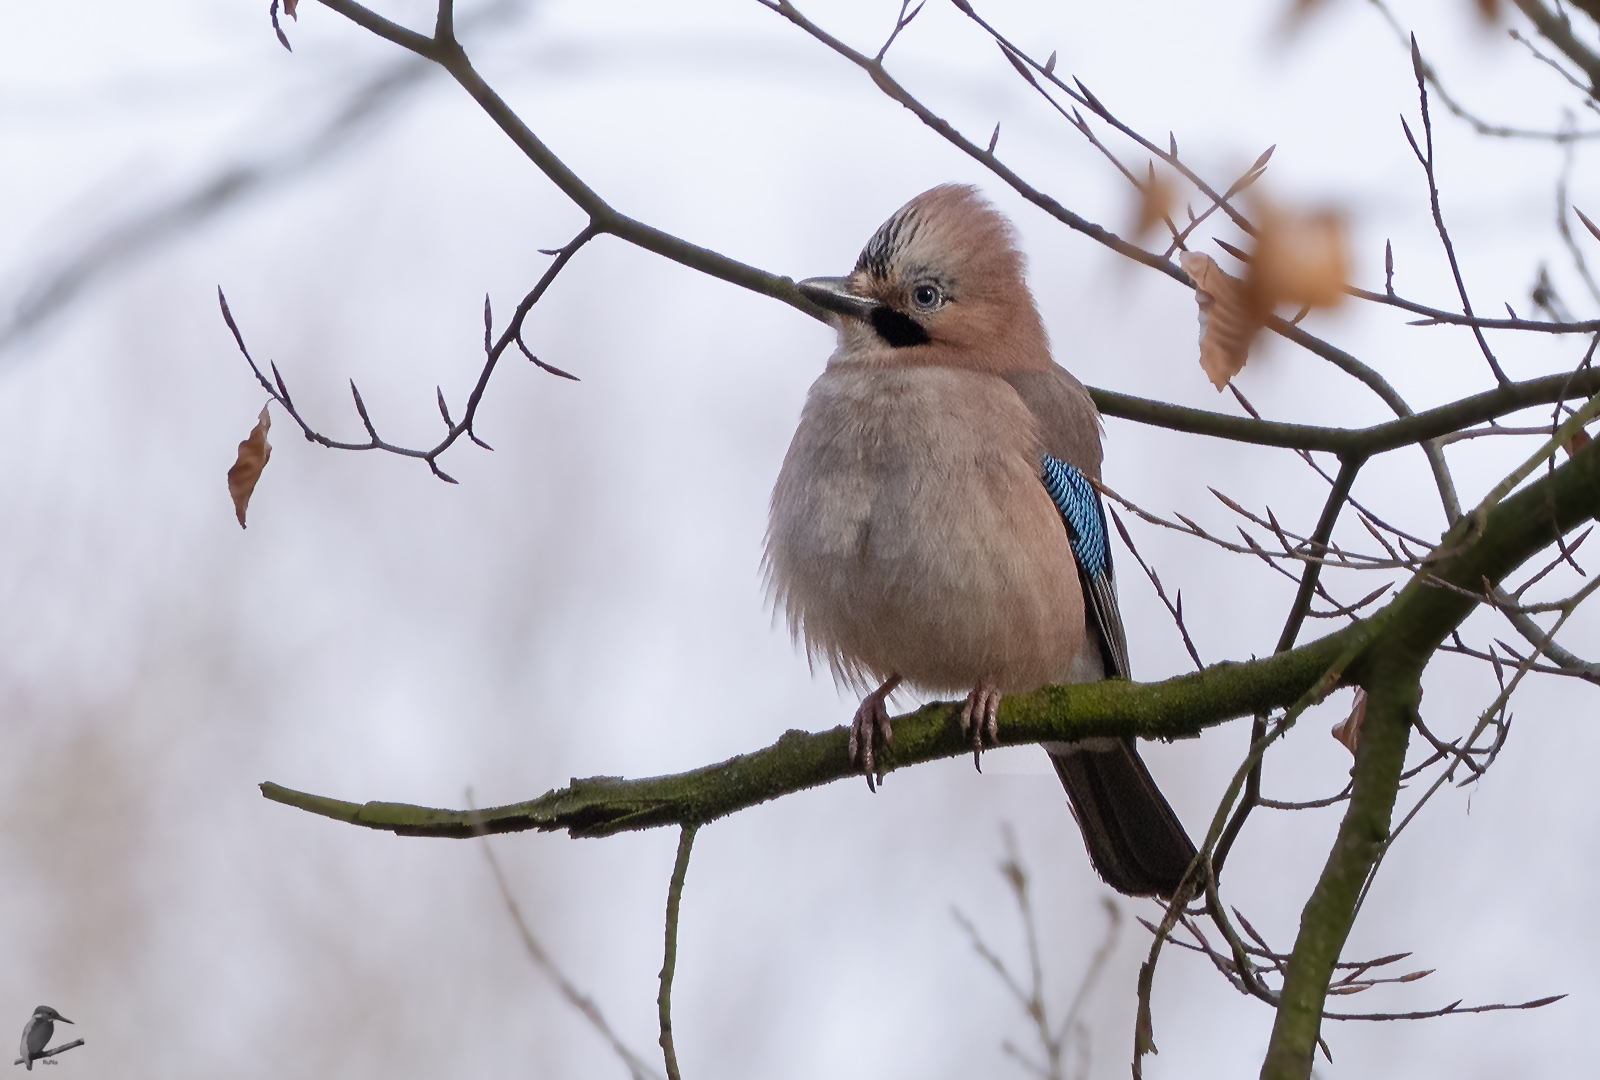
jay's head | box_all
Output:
[799,184,1050,372]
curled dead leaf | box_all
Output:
[228,404,273,529]
[1248,204,1349,314]
[1179,251,1257,391]
[1331,687,1367,755]
[1179,204,1347,391]
[283,0,298,16]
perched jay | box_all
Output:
[19,1006,70,1070]
[766,184,1196,899]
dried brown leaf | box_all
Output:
[1133,171,1175,240]
[1249,204,1349,314]
[283,0,299,17]
[1179,251,1258,390]
[1331,687,1367,755]
[1286,0,1327,22]
[228,404,272,529]
[1563,426,1591,459]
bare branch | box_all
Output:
[469,794,663,1080]
[220,223,598,479]
[1513,0,1600,91]
[1403,35,1511,386]
[875,0,927,62]
[958,830,1120,1080]
[658,825,696,1080]
[1367,0,1600,139]
[1108,507,1203,669]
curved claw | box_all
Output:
[850,675,903,792]
[958,684,1003,772]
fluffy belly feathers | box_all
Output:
[766,365,1086,694]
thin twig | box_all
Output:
[1100,481,1425,571]
[220,224,596,482]
[659,824,698,1080]
[875,0,927,62]
[1556,121,1600,306]
[955,828,1119,1080]
[1108,507,1203,669]
[1403,35,1511,386]
[467,791,663,1080]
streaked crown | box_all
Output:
[843,185,1050,372]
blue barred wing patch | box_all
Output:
[1041,453,1129,679]
[1041,455,1109,577]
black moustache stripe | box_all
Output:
[870,306,930,348]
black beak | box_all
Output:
[797,276,877,322]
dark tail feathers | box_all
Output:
[1049,739,1196,900]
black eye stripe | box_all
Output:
[870,306,930,348]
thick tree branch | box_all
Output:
[261,623,1360,838]
[761,0,1412,418]
[1215,456,1363,872]
[315,0,827,323]
[287,0,1507,512]
[250,12,1600,1076]
[1093,368,1600,453]
[789,0,1464,517]
[263,430,1600,854]
[1259,426,1600,1079]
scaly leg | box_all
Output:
[850,674,902,792]
[959,682,1002,771]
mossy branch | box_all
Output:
[1258,428,1600,1080]
[270,413,1600,853]
[261,623,1359,838]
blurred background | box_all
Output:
[1,1,1597,1076]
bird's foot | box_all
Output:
[959,683,1002,771]
[850,675,903,792]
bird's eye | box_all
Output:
[912,284,941,309]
